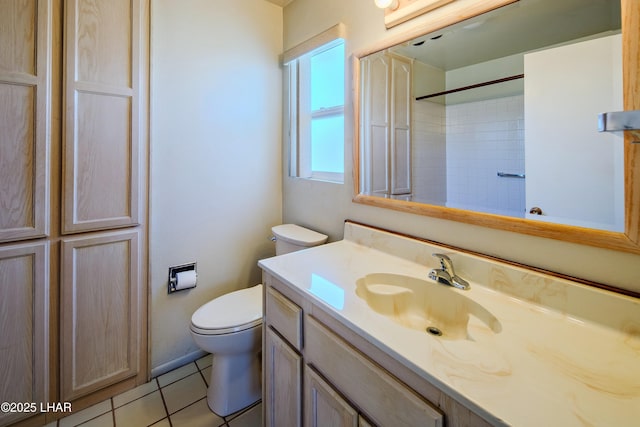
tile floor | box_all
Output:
[45,355,262,427]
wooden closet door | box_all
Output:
[0,242,49,426]
[390,54,412,196]
[361,53,391,197]
[0,0,51,243]
[60,230,140,401]
[62,0,145,234]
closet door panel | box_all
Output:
[361,53,390,196]
[0,0,51,243]
[73,92,132,225]
[390,56,412,195]
[0,0,37,74]
[63,0,143,234]
[60,230,140,401]
[76,0,132,87]
[0,242,49,426]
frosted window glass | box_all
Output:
[311,115,344,173]
[310,43,345,110]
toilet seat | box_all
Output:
[191,284,263,335]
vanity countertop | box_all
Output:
[258,222,640,427]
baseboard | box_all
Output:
[151,349,208,379]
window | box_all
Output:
[285,29,345,183]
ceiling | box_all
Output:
[392,0,621,71]
[265,0,295,6]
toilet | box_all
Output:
[189,224,328,416]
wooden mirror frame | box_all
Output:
[353,0,640,254]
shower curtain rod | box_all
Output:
[416,73,524,101]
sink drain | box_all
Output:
[426,326,443,336]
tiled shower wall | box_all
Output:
[445,94,525,216]
[412,95,525,215]
[412,100,447,204]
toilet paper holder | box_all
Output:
[168,262,197,293]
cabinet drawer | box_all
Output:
[305,316,443,427]
[266,286,303,350]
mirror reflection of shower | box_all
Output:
[359,0,624,231]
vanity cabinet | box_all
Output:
[263,273,474,427]
[304,365,360,426]
[264,286,303,426]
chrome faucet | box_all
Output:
[428,253,470,290]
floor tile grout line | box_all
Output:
[110,397,116,427]
[168,396,213,419]
[156,362,201,389]
[72,399,114,427]
[112,385,160,411]
[155,378,173,427]
[55,357,223,427]
[197,364,210,387]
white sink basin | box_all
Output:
[355,273,502,340]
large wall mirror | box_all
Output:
[354,0,640,253]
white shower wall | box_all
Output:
[412,100,446,204]
[444,94,525,215]
[411,94,525,215]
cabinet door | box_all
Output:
[305,316,443,427]
[60,230,141,401]
[62,0,147,233]
[304,365,358,427]
[0,0,51,243]
[360,52,391,196]
[390,55,412,195]
[264,327,302,427]
[0,242,49,426]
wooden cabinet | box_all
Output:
[360,52,412,197]
[0,0,51,243]
[0,243,49,427]
[60,230,142,401]
[264,286,303,427]
[58,0,149,408]
[304,365,359,427]
[305,316,442,427]
[62,0,147,234]
[264,327,302,427]
[263,272,495,427]
[263,274,445,427]
[0,0,149,425]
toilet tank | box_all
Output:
[272,224,328,255]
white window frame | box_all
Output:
[284,24,346,183]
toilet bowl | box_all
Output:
[189,224,328,416]
[190,284,263,416]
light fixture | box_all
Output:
[374,0,399,10]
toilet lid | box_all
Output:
[191,284,263,335]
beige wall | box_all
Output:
[150,0,283,373]
[282,0,640,292]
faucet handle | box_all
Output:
[432,253,454,274]
[432,253,470,290]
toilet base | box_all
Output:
[206,350,262,416]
